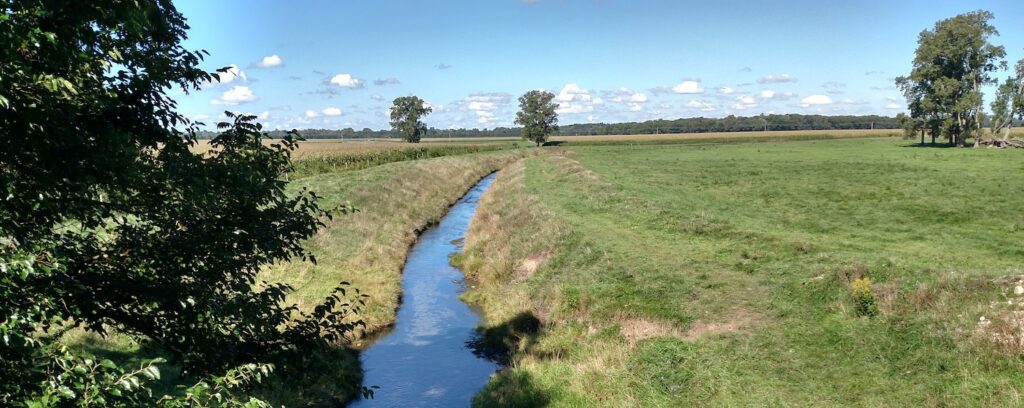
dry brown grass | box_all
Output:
[456,159,570,324]
[192,139,510,159]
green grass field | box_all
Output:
[462,137,1024,406]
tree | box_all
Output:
[390,96,432,143]
[991,59,1024,143]
[896,10,1006,147]
[1,0,363,404]
[515,90,559,146]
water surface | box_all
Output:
[352,173,500,407]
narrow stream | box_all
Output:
[351,173,500,407]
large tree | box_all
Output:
[515,90,559,146]
[895,10,1006,147]
[1,0,363,404]
[389,96,432,143]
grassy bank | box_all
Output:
[261,148,536,337]
[61,147,535,404]
[461,138,1024,406]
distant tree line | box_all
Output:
[197,114,902,140]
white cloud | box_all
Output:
[672,80,705,94]
[188,113,210,121]
[555,83,597,114]
[259,111,269,120]
[718,87,735,95]
[733,95,758,110]
[760,90,795,100]
[322,107,342,116]
[328,73,364,89]
[371,94,384,102]
[758,74,797,84]
[630,92,648,103]
[210,86,256,105]
[799,94,833,107]
[461,92,511,124]
[304,110,320,119]
[252,55,283,68]
[884,102,902,109]
[210,64,246,86]
[686,100,716,112]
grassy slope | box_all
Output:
[61,148,533,403]
[261,148,534,337]
[464,138,1024,406]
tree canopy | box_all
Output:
[389,96,432,143]
[514,90,559,146]
[896,10,1006,147]
[1,0,363,404]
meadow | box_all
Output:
[460,137,1024,406]
[64,132,1024,405]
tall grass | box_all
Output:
[291,143,518,178]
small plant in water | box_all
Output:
[851,277,879,317]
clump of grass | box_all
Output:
[850,277,880,317]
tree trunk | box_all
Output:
[920,128,925,145]
[1004,126,1012,143]
[973,77,982,148]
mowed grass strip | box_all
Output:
[463,138,1024,406]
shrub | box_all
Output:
[851,277,880,317]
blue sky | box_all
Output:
[171,0,1024,131]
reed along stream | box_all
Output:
[351,173,500,407]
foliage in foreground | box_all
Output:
[1,0,366,405]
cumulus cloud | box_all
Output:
[322,107,342,116]
[884,102,902,109]
[373,78,400,86]
[758,74,797,84]
[733,95,758,110]
[686,100,716,112]
[304,110,320,119]
[760,90,795,100]
[461,92,511,124]
[718,87,735,95]
[209,64,246,86]
[555,83,598,114]
[251,55,283,68]
[672,80,705,94]
[210,86,256,105]
[327,73,364,89]
[799,94,832,107]
[371,94,384,101]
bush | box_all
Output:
[851,277,880,317]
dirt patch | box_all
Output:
[682,312,757,341]
[617,311,759,346]
[617,317,682,346]
[514,253,549,282]
[975,276,1024,354]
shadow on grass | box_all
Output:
[901,142,958,148]
[466,312,554,407]
[254,345,364,407]
[542,141,566,147]
[472,370,552,408]
[466,311,543,365]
